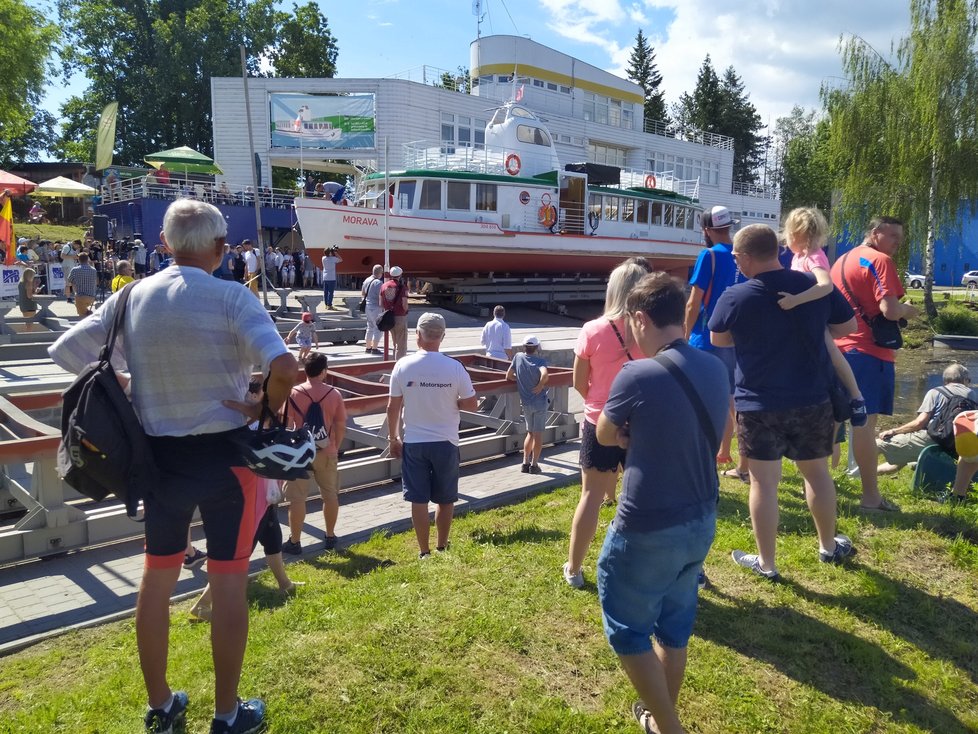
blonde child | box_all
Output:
[287,311,318,363]
[777,207,867,430]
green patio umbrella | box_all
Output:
[143,146,224,176]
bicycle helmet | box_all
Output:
[235,422,316,480]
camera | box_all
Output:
[326,246,339,255]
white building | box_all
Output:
[211,34,779,228]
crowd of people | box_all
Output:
[43,195,968,734]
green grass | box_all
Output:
[0,461,977,733]
[11,222,87,243]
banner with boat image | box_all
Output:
[269,93,376,150]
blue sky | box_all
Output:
[42,0,912,130]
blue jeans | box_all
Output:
[323,279,336,307]
[597,513,716,654]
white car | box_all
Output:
[906,271,925,289]
[962,270,978,287]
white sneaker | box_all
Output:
[562,562,584,589]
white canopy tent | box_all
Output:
[34,176,97,222]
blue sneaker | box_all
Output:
[819,535,856,564]
[849,399,868,427]
[209,698,267,734]
[145,691,188,733]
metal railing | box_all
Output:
[99,176,301,209]
[401,140,556,178]
[617,168,700,200]
[642,119,735,151]
[731,181,780,200]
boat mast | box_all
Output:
[384,136,390,273]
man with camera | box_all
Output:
[830,216,919,512]
[322,246,343,310]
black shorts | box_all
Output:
[579,419,625,472]
[144,428,259,573]
[737,402,835,462]
[134,263,146,275]
[254,504,283,556]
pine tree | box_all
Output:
[671,55,723,135]
[719,66,765,185]
[625,29,668,129]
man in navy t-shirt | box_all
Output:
[596,273,728,734]
[709,224,857,581]
[684,205,748,480]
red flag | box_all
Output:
[515,84,524,102]
[0,192,15,265]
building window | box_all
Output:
[588,143,626,168]
[447,181,469,210]
[559,85,571,94]
[476,183,497,211]
[546,82,558,91]
[533,79,545,88]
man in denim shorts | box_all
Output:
[710,224,857,581]
[387,313,478,557]
[506,335,550,473]
[596,273,728,734]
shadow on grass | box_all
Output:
[305,550,395,579]
[697,592,970,733]
[782,567,978,686]
[470,524,565,546]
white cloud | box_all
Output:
[535,0,911,125]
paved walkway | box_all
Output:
[0,443,581,654]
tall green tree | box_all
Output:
[825,0,978,317]
[625,29,668,128]
[268,1,338,78]
[781,117,833,213]
[766,105,816,192]
[672,57,765,183]
[0,0,60,165]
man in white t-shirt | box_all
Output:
[242,239,259,296]
[321,246,343,309]
[386,312,478,557]
[131,238,147,279]
[480,304,513,360]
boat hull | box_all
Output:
[295,200,702,277]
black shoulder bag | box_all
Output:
[58,282,156,517]
[655,349,721,457]
[838,249,904,350]
[608,319,634,361]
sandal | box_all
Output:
[722,468,749,483]
[859,496,901,512]
[631,701,660,734]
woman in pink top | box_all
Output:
[563,258,652,588]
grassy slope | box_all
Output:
[9,223,87,243]
[0,463,976,733]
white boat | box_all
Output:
[294,101,704,276]
[273,104,342,143]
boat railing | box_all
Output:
[99,175,299,209]
[402,140,556,178]
[617,169,701,201]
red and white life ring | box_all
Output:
[644,174,657,189]
[505,153,521,176]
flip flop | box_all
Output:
[722,468,749,483]
[859,496,901,512]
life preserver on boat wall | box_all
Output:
[505,153,521,176]
[588,211,599,233]
[538,204,557,230]
[644,174,657,189]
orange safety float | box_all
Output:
[644,174,657,189]
[538,204,557,228]
[505,153,521,176]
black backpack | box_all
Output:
[287,386,334,443]
[926,386,978,456]
[58,282,157,517]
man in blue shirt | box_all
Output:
[709,224,857,580]
[506,335,549,473]
[684,205,748,481]
[596,272,728,734]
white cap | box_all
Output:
[703,205,739,229]
[133,238,143,246]
[416,312,446,335]
[523,335,540,346]
[390,265,403,277]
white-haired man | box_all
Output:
[386,312,478,557]
[50,198,297,734]
[361,264,384,354]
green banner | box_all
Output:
[95,102,118,172]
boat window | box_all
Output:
[511,106,533,118]
[650,202,663,225]
[686,208,695,230]
[603,196,619,222]
[663,204,674,227]
[420,180,441,210]
[621,198,635,223]
[397,180,416,210]
[516,125,552,146]
[589,195,602,221]
[489,108,506,126]
[447,181,470,210]
[475,183,497,212]
[675,207,686,229]
[635,199,650,224]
